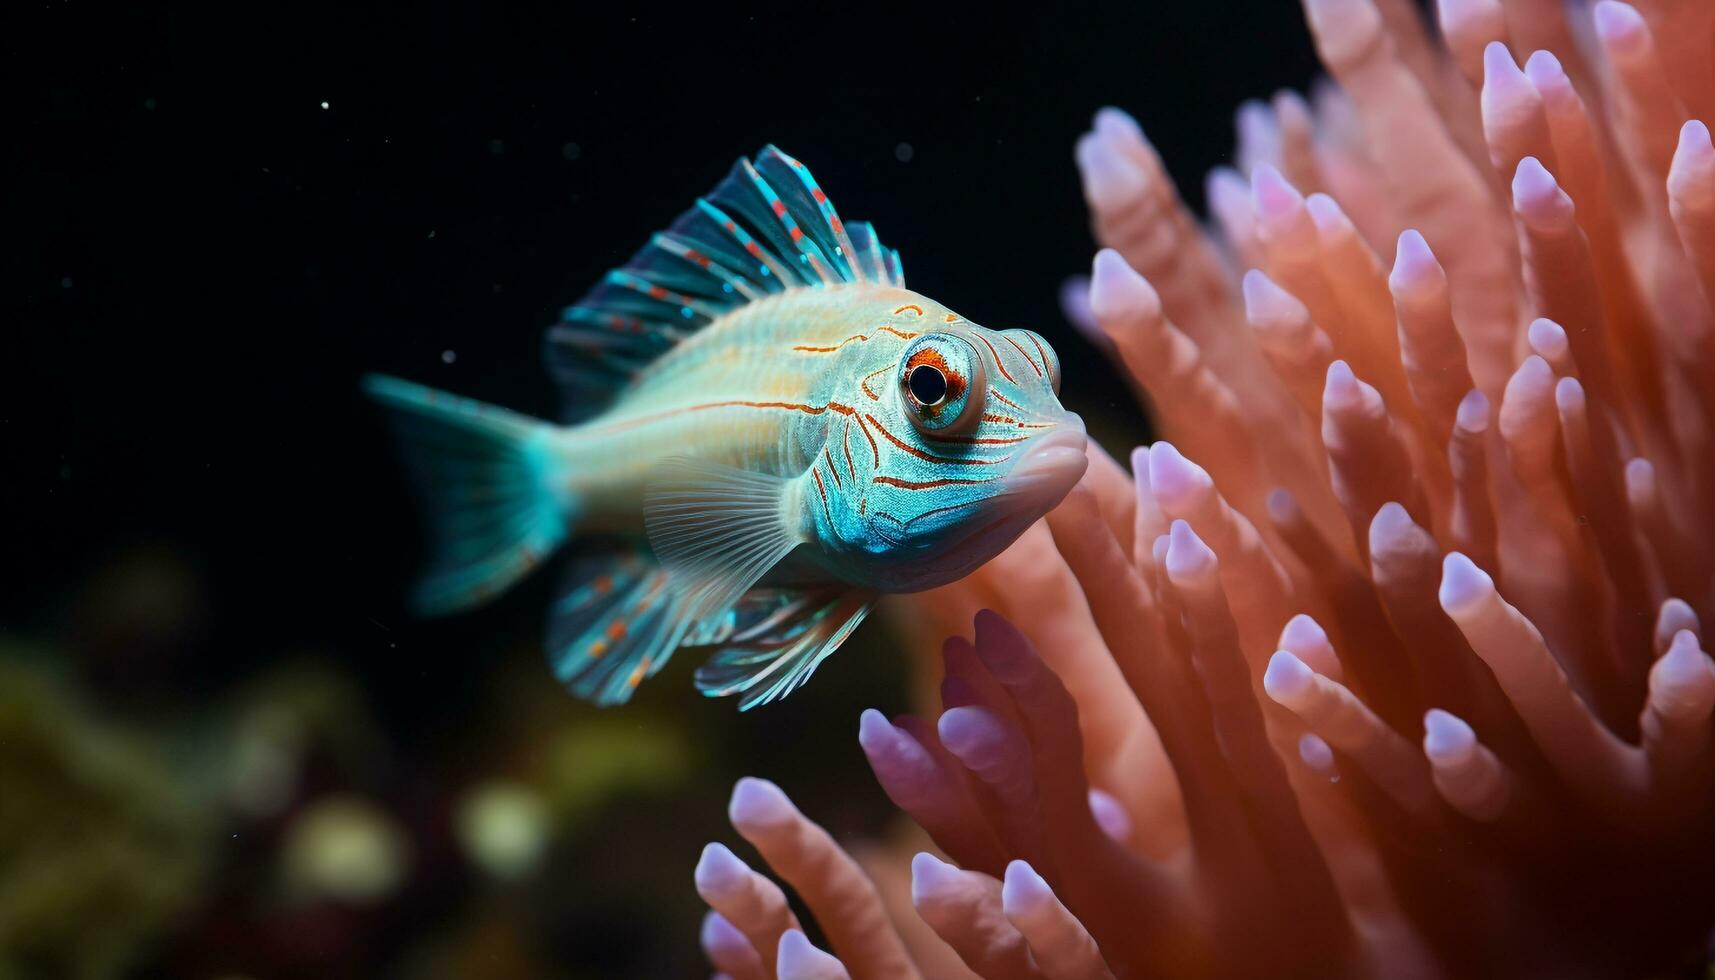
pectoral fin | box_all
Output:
[643,457,807,628]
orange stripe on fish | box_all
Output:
[794,334,870,352]
[1004,334,1044,378]
[923,432,1029,446]
[872,475,994,490]
[812,467,834,525]
[596,398,865,435]
[860,366,890,400]
[983,413,1055,429]
[973,333,1016,383]
[863,413,1011,465]
[853,413,881,465]
[1026,332,1053,373]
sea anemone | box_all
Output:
[691,0,1715,975]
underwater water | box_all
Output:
[30,0,1715,976]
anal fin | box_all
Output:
[547,546,692,707]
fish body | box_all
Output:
[367,147,1085,709]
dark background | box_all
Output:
[6,3,1320,976]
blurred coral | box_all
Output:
[539,711,695,827]
[455,780,550,881]
[692,0,1715,975]
[223,661,387,820]
[0,655,209,980]
[280,794,411,905]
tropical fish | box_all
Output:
[365,146,1086,710]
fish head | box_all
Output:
[816,298,1086,592]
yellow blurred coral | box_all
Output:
[0,656,209,980]
[280,794,411,905]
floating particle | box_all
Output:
[319,101,329,110]
[895,142,914,163]
[441,350,456,364]
[60,277,72,289]
[562,141,582,161]
[488,138,505,155]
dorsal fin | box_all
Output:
[543,146,905,421]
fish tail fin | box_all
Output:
[363,374,569,614]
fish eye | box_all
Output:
[908,364,948,405]
[898,333,985,434]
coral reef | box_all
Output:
[692,0,1715,975]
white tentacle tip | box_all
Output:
[1164,518,1218,583]
[694,842,751,898]
[777,929,848,980]
[1088,787,1133,842]
[1526,318,1568,360]
[936,704,1003,764]
[1456,389,1491,433]
[1390,228,1441,289]
[1264,650,1315,707]
[1512,157,1570,228]
[1093,105,1146,144]
[700,910,753,959]
[1088,249,1160,323]
[909,851,959,905]
[1481,41,1530,97]
[728,776,795,831]
[1438,552,1494,619]
[1298,733,1338,777]
[1651,631,1715,718]
[1422,709,1477,766]
[1593,1,1646,47]
[1323,359,1363,411]
[1523,49,1566,88]
[1250,163,1304,220]
[1001,859,1054,918]
[1147,441,1212,508]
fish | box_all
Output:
[365,146,1087,710]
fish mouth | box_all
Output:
[1000,419,1088,508]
